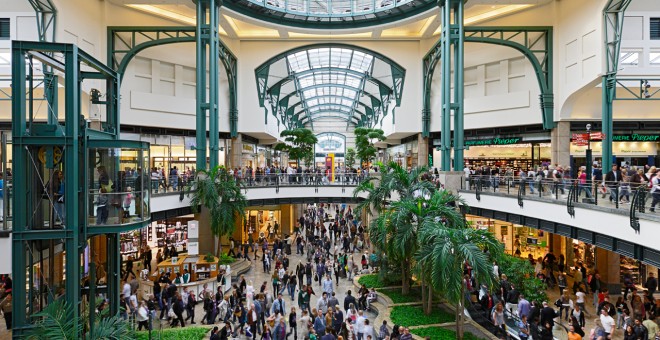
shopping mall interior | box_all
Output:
[2,0,660,339]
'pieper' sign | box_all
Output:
[465,137,521,146]
[612,134,660,142]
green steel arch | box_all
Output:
[107,26,239,137]
[256,43,405,130]
[422,26,554,137]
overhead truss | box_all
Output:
[422,25,554,138]
[106,26,239,138]
[255,43,405,130]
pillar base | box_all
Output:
[437,171,465,193]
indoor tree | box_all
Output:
[186,165,247,256]
[344,147,357,169]
[416,219,503,339]
[355,162,435,295]
[354,127,385,166]
[273,128,318,168]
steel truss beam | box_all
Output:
[106,25,239,139]
[422,23,554,168]
[602,0,634,171]
[255,43,404,129]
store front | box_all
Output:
[570,134,659,168]
[467,215,549,260]
[387,139,418,168]
[244,208,282,242]
[242,143,257,168]
[467,214,659,296]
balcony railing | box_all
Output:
[462,175,659,231]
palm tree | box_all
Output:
[416,219,503,339]
[186,165,248,256]
[369,190,464,297]
[354,161,435,218]
[23,299,134,339]
[355,162,435,295]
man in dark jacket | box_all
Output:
[645,272,658,298]
[539,301,557,328]
[604,164,623,202]
[170,294,186,327]
[344,290,357,311]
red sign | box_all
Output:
[590,132,605,140]
[572,133,589,146]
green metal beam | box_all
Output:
[107,26,240,139]
[602,0,633,171]
[422,26,554,144]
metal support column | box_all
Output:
[439,0,465,171]
[452,0,465,171]
[196,0,221,170]
[602,0,633,170]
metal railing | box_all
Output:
[463,175,660,229]
[151,172,375,197]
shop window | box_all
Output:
[651,18,660,40]
[0,18,9,40]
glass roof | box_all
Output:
[289,47,371,126]
[255,44,405,130]
[226,0,436,29]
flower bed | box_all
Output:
[390,305,454,327]
[357,274,387,288]
[378,287,422,304]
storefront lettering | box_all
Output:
[612,134,660,142]
[465,137,521,146]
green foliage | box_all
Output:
[274,128,318,167]
[416,224,503,308]
[354,127,385,165]
[186,165,248,255]
[390,306,455,327]
[410,327,487,340]
[345,147,357,169]
[135,326,210,340]
[218,253,236,265]
[378,287,422,304]
[22,298,134,340]
[204,252,215,263]
[357,274,387,288]
[497,254,548,304]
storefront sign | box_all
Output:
[464,144,551,159]
[612,134,660,142]
[242,144,255,153]
[464,137,522,146]
[570,141,658,157]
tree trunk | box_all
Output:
[401,261,410,295]
[427,284,433,314]
[457,285,464,340]
[421,280,427,313]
